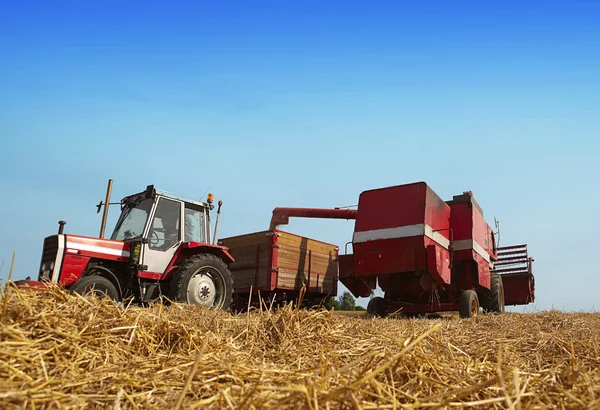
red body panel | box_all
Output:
[185,242,235,263]
[354,182,449,234]
[59,255,91,286]
[13,280,50,291]
[65,235,131,262]
[339,253,375,298]
[502,273,535,305]
[427,244,451,284]
[446,194,497,291]
[138,271,162,280]
[352,182,451,281]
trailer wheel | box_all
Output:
[459,290,480,319]
[482,272,505,313]
[367,296,387,317]
[169,253,233,310]
[70,275,120,302]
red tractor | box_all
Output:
[16,183,235,309]
[270,181,535,318]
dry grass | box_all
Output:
[1,283,599,409]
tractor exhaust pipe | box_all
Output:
[99,179,113,239]
[212,200,223,245]
[58,220,66,234]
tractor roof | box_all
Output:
[120,185,209,208]
[154,188,209,207]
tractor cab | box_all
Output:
[110,185,214,277]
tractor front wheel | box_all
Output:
[70,275,120,302]
[169,253,233,310]
[459,290,480,319]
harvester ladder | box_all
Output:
[491,244,533,275]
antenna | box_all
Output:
[494,217,501,248]
[334,204,358,209]
[200,186,211,202]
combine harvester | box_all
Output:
[266,181,535,318]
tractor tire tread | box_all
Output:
[168,253,234,310]
[70,275,120,302]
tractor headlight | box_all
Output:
[40,262,51,281]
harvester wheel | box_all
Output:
[169,253,233,310]
[310,297,325,309]
[482,272,505,314]
[459,290,480,319]
[367,296,387,318]
[70,275,120,302]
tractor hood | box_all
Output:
[64,235,131,262]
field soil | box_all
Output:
[1,285,599,409]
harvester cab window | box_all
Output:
[149,198,181,251]
[184,204,205,243]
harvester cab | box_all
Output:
[18,183,235,310]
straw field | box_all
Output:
[1,283,599,409]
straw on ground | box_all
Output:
[0,283,598,409]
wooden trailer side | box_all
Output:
[218,230,339,296]
[275,231,338,295]
[217,231,272,291]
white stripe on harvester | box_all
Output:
[352,224,450,249]
[66,242,130,258]
[453,239,491,263]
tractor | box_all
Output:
[16,182,234,309]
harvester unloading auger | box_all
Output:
[268,181,535,318]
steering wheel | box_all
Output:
[150,230,160,246]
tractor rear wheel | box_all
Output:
[367,296,387,317]
[459,290,480,319]
[70,275,120,302]
[482,272,505,313]
[169,253,233,310]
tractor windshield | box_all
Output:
[111,198,153,241]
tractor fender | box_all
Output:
[183,242,235,263]
[163,242,235,280]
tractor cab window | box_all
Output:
[184,204,206,243]
[111,199,153,240]
[148,198,181,251]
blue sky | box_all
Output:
[1,0,598,311]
